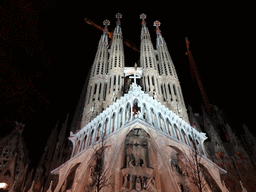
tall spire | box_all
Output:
[91,20,110,77]
[81,20,111,127]
[108,13,124,71]
[153,20,176,77]
[139,13,160,103]
[140,13,150,39]
[140,13,157,70]
[154,20,189,123]
[104,13,125,109]
[153,20,165,46]
[98,20,110,46]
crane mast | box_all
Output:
[185,37,212,115]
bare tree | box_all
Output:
[186,139,206,192]
[178,133,207,192]
[86,130,113,192]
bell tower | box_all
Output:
[140,14,161,101]
[81,20,110,128]
[154,20,189,123]
[104,13,125,109]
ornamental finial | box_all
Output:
[116,13,122,25]
[140,13,146,20]
[116,13,122,20]
[103,20,110,33]
[140,13,147,26]
[154,20,161,34]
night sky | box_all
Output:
[0,1,255,169]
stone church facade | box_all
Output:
[49,13,249,191]
[1,13,256,192]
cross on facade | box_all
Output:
[129,63,140,85]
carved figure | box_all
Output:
[121,174,129,190]
[135,176,142,190]
[128,154,135,167]
[128,175,132,190]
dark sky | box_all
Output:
[0,1,255,169]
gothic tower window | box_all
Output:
[103,83,107,101]
[98,83,102,101]
[93,84,97,101]
[87,86,92,104]
[147,76,150,91]
[109,77,111,94]
[168,83,173,101]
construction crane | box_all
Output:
[85,17,140,53]
[185,37,212,115]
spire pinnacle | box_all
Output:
[140,13,147,26]
[103,19,110,33]
[116,13,122,25]
[154,20,161,35]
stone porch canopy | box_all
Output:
[68,84,208,159]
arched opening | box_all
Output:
[88,129,94,146]
[82,135,87,150]
[167,119,173,136]
[142,103,147,120]
[73,140,80,157]
[159,113,164,132]
[96,124,101,142]
[104,118,108,136]
[125,103,131,122]
[150,108,156,126]
[181,129,188,145]
[111,113,116,133]
[174,124,180,140]
[119,108,123,128]
[132,99,140,117]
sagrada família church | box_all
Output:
[1,13,256,192]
